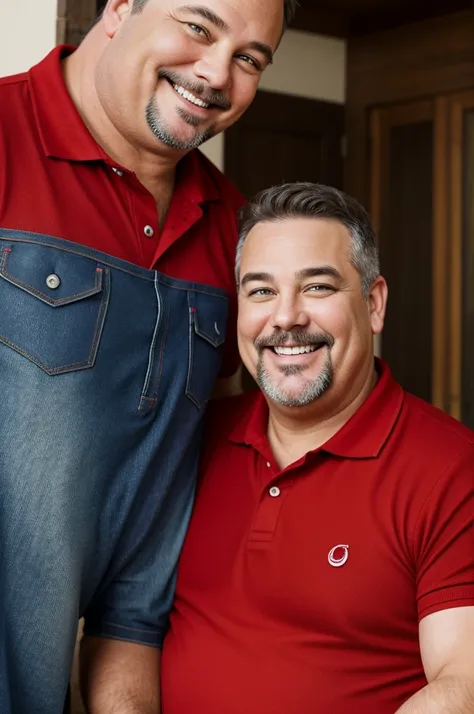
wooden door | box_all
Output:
[370,92,474,425]
[224,89,345,198]
[448,90,474,426]
[370,100,443,404]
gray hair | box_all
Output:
[131,0,299,28]
[236,182,380,298]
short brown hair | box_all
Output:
[236,182,380,298]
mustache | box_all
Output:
[158,69,231,110]
[254,330,335,351]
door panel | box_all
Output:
[370,92,474,425]
[370,102,436,403]
[462,108,474,428]
[225,90,345,197]
[449,92,474,426]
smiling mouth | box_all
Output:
[269,343,327,356]
[170,81,211,109]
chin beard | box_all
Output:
[256,351,334,408]
[145,96,216,151]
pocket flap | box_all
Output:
[0,244,103,306]
[189,289,228,348]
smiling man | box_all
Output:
[161,183,474,714]
[0,1,297,713]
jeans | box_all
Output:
[0,228,228,713]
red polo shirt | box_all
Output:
[0,46,244,375]
[162,361,474,714]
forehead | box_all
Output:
[165,0,284,45]
[240,217,353,274]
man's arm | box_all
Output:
[80,636,161,714]
[396,606,474,713]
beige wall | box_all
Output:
[200,29,347,170]
[0,0,57,76]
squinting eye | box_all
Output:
[249,288,273,296]
[188,23,207,37]
[236,55,260,70]
[307,285,334,293]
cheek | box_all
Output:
[310,300,360,347]
[237,302,269,347]
[227,75,259,115]
[145,31,202,69]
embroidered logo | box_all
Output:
[328,544,349,568]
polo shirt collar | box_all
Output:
[28,46,104,162]
[27,45,221,203]
[229,359,404,460]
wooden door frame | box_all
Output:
[369,99,451,412]
[448,90,474,420]
[348,9,474,416]
[346,10,474,206]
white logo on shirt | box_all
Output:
[328,544,349,568]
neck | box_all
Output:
[62,36,181,193]
[267,363,378,469]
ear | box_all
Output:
[102,0,133,39]
[368,275,388,335]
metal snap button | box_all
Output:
[46,274,61,290]
[144,225,154,238]
[112,167,123,176]
[269,486,280,498]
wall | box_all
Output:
[0,0,57,76]
[200,29,347,170]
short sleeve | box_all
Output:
[414,445,474,621]
[83,460,197,647]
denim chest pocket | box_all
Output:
[0,243,110,374]
[186,289,229,409]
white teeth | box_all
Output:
[172,83,209,108]
[274,345,318,356]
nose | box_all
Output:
[193,45,232,91]
[270,295,310,332]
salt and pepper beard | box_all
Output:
[255,330,334,408]
[145,70,231,151]
[146,95,216,150]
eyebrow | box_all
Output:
[246,41,274,66]
[178,5,274,65]
[240,271,273,287]
[295,266,342,281]
[178,5,230,32]
[240,266,342,287]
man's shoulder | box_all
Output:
[400,389,474,461]
[0,69,28,90]
[194,149,247,211]
[0,70,29,115]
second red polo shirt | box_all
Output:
[162,360,474,714]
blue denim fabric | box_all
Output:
[0,228,228,714]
